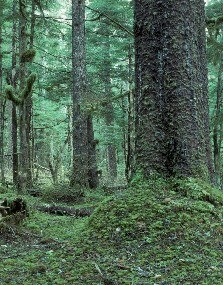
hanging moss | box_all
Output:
[20,73,37,101]
[20,49,36,63]
[5,85,21,105]
[4,73,36,105]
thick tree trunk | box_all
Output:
[134,0,213,180]
[71,0,98,188]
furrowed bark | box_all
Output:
[134,0,213,180]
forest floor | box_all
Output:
[0,178,223,285]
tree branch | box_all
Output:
[85,5,133,36]
[206,15,223,27]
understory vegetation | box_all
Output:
[0,178,222,284]
[1,1,223,284]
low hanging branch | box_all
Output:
[206,15,223,28]
[207,36,223,52]
[35,6,133,36]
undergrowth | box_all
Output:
[79,177,223,284]
[0,177,222,284]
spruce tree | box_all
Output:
[134,0,213,180]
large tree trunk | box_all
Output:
[134,0,213,180]
[71,0,98,188]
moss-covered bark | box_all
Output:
[134,0,213,180]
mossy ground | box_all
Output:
[0,178,222,284]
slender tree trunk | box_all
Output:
[26,0,36,186]
[18,0,34,190]
[0,1,5,184]
[67,105,72,169]
[134,0,213,180]
[126,45,134,181]
[213,53,223,186]
[87,115,99,188]
[11,0,19,187]
[71,0,98,188]
[100,26,117,179]
[71,0,89,187]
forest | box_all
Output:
[0,0,223,284]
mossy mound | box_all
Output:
[78,178,223,284]
[41,184,85,203]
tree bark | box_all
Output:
[126,44,135,181]
[0,1,5,184]
[18,0,35,190]
[134,0,213,180]
[101,25,117,179]
[87,115,99,188]
[213,53,223,186]
[11,0,19,187]
[71,0,98,188]
[71,0,89,187]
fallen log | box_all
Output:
[0,197,28,217]
[0,205,10,217]
[0,198,29,235]
[36,204,95,217]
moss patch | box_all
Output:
[0,178,222,284]
[78,177,223,284]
